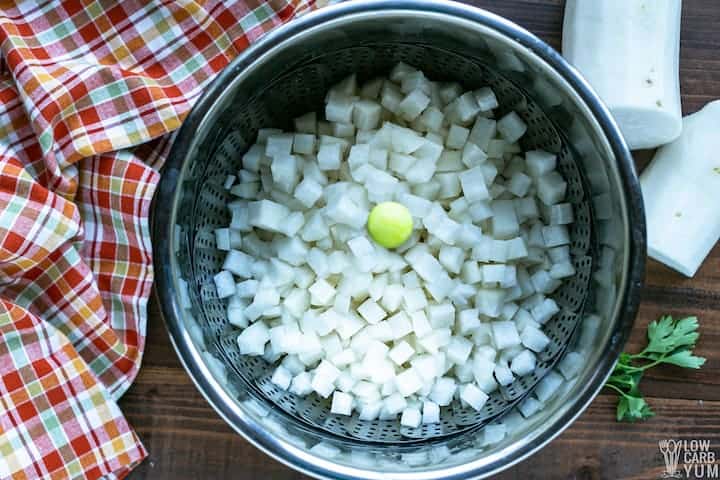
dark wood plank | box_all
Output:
[121,0,720,478]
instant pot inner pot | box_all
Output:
[171,10,629,473]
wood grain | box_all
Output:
[121,1,720,478]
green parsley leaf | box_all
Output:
[605,315,705,422]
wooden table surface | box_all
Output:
[121,1,720,478]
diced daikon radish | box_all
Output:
[474,87,499,111]
[508,172,532,197]
[330,391,353,415]
[357,299,386,325]
[398,89,431,121]
[536,171,567,205]
[247,200,290,233]
[400,407,422,428]
[396,368,423,397]
[476,288,506,318]
[497,111,526,142]
[494,363,514,386]
[510,349,536,376]
[290,371,313,395]
[309,278,336,306]
[460,383,489,411]
[237,321,270,356]
[294,178,323,208]
[542,225,570,247]
[491,200,520,239]
[266,133,294,157]
[491,321,521,349]
[459,166,490,202]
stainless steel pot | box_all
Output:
[153,1,645,478]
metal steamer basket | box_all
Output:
[153,1,646,479]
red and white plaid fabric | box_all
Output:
[0,1,314,478]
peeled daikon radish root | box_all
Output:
[641,100,720,277]
[562,0,682,150]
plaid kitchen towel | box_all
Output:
[0,1,315,478]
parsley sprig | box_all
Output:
[605,315,706,422]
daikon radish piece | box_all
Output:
[562,0,682,149]
[640,100,720,276]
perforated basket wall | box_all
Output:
[179,43,597,443]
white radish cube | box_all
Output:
[439,245,464,274]
[271,365,293,390]
[236,279,259,298]
[336,371,356,393]
[515,197,539,221]
[460,383,489,411]
[230,182,260,200]
[419,106,444,131]
[333,122,355,139]
[237,321,270,356]
[276,237,308,266]
[435,172,461,199]
[418,328,452,354]
[388,311,413,339]
[317,143,342,171]
[422,207,460,245]
[223,174,237,190]
[348,235,374,258]
[491,321,521,349]
[438,82,462,104]
[223,249,253,278]
[468,117,497,150]
[242,144,265,172]
[315,309,342,336]
[398,89,431,121]
[558,351,583,380]
[497,111,527,142]
[358,299,386,324]
[520,325,551,352]
[248,200,290,233]
[475,288,506,317]
[389,341,415,366]
[347,144,370,171]
[506,237,529,261]
[550,261,575,279]
[530,298,560,324]
[353,100,382,130]
[359,402,383,421]
[391,125,426,154]
[468,200,493,223]
[384,393,408,415]
[446,336,473,364]
[405,247,445,282]
[491,200,520,239]
[422,401,440,424]
[325,196,368,229]
[307,248,329,278]
[294,112,316,134]
[534,370,563,403]
[437,151,464,172]
[474,87,499,111]
[403,287,428,312]
[410,310,432,337]
[536,172,567,205]
[425,274,454,303]
[508,172,532,197]
[330,391,353,415]
[402,271,421,288]
[525,150,557,177]
[215,228,231,251]
[486,139,506,159]
[456,224,484,250]
[326,94,354,123]
[461,261,483,285]
[510,349,536,376]
[456,309,479,335]
[395,368,423,397]
[518,397,542,418]
[401,407,422,428]
[369,147,389,169]
[481,423,507,446]
[265,134,293,157]
[214,270,235,299]
[309,278,336,306]
[462,142,488,168]
[380,284,404,312]
[550,203,574,225]
[530,270,560,294]
[448,92,480,123]
[542,225,570,247]
[494,363,514,386]
[429,377,457,406]
[289,371,313,395]
[446,124,470,149]
[283,289,309,319]
[481,264,506,286]
[460,166,490,202]
[283,211,305,236]
[381,82,404,113]
[401,71,431,94]
[293,133,316,155]
[428,303,455,328]
[294,178,323,208]
[389,152,417,175]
